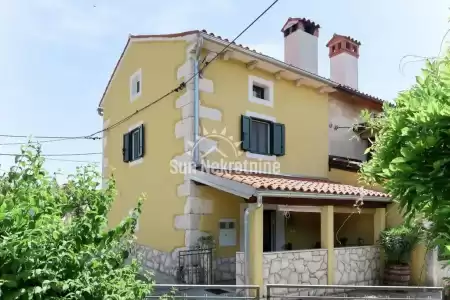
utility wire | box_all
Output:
[45,158,100,164]
[88,0,280,137]
[0,134,101,140]
[0,152,102,157]
[0,138,88,146]
[0,0,280,143]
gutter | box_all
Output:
[193,36,203,166]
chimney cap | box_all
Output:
[326,33,361,47]
[281,17,320,32]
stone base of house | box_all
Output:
[130,243,236,283]
[131,243,181,277]
[215,257,236,282]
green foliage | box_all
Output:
[0,145,153,299]
[361,53,450,251]
[378,225,419,265]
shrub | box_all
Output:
[378,225,419,265]
[0,145,153,299]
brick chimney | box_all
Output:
[326,34,361,89]
[282,18,320,74]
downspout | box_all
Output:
[193,36,203,167]
[244,194,263,286]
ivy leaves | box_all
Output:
[361,55,450,251]
[0,144,152,299]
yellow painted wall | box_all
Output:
[196,185,244,258]
[200,55,329,178]
[334,213,374,246]
[285,212,321,249]
[102,40,188,252]
[329,168,429,285]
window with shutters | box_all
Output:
[130,69,142,102]
[241,115,285,157]
[123,124,145,163]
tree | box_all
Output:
[360,53,450,252]
[0,145,153,299]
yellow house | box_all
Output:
[97,17,418,295]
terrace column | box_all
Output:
[374,207,386,282]
[321,205,334,284]
[249,204,263,294]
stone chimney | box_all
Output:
[282,17,320,74]
[326,34,361,89]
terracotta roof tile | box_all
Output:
[212,171,389,198]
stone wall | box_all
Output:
[215,257,236,282]
[132,243,235,283]
[333,246,380,285]
[236,250,328,296]
[236,252,245,285]
[132,243,180,277]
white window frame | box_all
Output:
[245,111,276,161]
[130,69,142,102]
[128,122,144,166]
[219,219,237,247]
[248,75,274,107]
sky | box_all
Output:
[0,0,448,182]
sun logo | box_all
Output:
[186,127,244,159]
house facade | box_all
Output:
[98,17,428,295]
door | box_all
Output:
[263,210,275,252]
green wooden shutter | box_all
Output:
[123,132,131,162]
[139,124,145,158]
[241,115,252,151]
[271,123,285,156]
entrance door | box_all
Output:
[263,210,275,252]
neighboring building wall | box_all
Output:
[334,213,374,246]
[328,95,370,161]
[200,53,329,178]
[103,37,205,276]
[333,246,380,285]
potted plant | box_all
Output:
[378,225,419,286]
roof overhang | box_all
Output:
[189,169,391,203]
[201,33,336,91]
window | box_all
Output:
[241,115,285,156]
[219,219,236,247]
[248,75,274,107]
[123,124,145,163]
[250,119,270,155]
[252,85,265,100]
[130,69,142,102]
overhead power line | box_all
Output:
[45,158,100,164]
[0,0,280,144]
[88,0,280,137]
[0,152,102,157]
[0,134,101,140]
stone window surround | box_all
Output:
[248,75,274,108]
[130,68,142,102]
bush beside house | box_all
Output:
[0,145,153,299]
